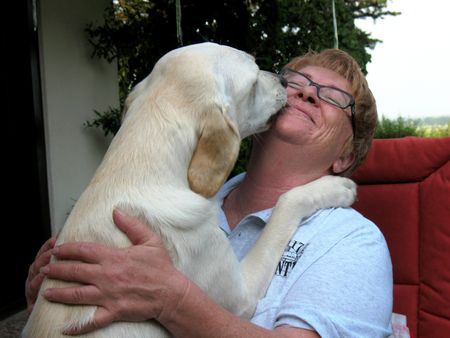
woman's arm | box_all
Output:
[39,209,318,337]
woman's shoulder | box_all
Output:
[301,207,388,249]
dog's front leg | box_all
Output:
[238,176,357,318]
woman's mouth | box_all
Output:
[283,104,316,124]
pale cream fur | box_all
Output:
[23,42,356,337]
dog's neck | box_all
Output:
[92,105,198,190]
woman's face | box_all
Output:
[271,65,355,173]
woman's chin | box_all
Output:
[270,118,313,144]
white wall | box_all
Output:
[39,0,119,233]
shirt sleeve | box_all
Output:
[274,224,393,338]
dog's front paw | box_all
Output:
[278,175,357,213]
[302,175,357,209]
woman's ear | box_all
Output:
[332,151,355,174]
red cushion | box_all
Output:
[351,137,450,338]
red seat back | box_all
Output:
[351,137,450,338]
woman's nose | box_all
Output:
[297,86,318,105]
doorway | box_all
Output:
[2,0,51,319]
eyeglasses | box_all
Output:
[280,68,356,135]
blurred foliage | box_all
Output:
[375,116,450,139]
[375,116,421,139]
[84,0,399,174]
[233,138,253,176]
[84,107,122,136]
[85,0,397,111]
[418,123,450,137]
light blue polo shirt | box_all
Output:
[216,173,393,337]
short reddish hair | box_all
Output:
[286,49,378,176]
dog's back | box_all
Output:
[23,42,287,337]
[23,125,233,336]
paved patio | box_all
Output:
[0,310,28,337]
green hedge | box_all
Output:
[375,116,450,139]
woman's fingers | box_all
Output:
[35,237,57,259]
[44,284,101,306]
[29,209,174,333]
[26,272,45,302]
[26,237,57,313]
[113,208,156,245]
[28,248,53,283]
[28,238,56,282]
[52,241,113,264]
[41,261,100,285]
[26,272,46,313]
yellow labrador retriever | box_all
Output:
[23,42,356,337]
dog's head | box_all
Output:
[125,42,287,197]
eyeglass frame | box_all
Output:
[280,67,356,135]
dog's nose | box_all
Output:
[279,75,288,88]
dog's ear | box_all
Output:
[188,105,240,198]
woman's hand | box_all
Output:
[41,209,190,335]
[25,237,57,313]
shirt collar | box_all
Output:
[215,172,325,235]
[216,173,273,234]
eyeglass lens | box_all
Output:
[282,69,352,109]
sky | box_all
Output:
[355,0,450,120]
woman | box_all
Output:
[27,49,392,337]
